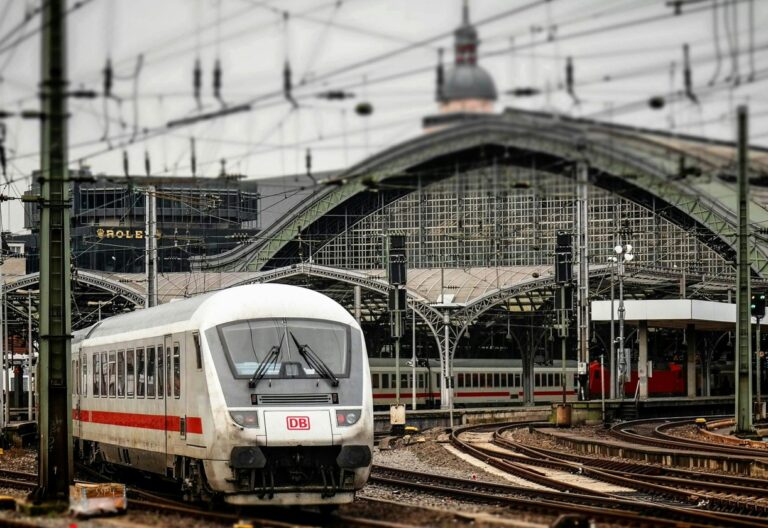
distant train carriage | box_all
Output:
[369,358,578,408]
[588,360,685,398]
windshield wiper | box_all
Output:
[289,332,339,387]
[248,333,285,388]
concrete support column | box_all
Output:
[638,321,648,400]
[353,285,361,323]
[686,324,696,397]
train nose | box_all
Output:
[263,411,333,446]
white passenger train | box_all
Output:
[72,284,374,506]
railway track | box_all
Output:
[447,422,768,525]
[0,469,36,490]
[611,417,768,459]
[490,423,768,516]
[370,464,765,528]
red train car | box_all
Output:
[588,360,684,398]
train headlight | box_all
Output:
[336,409,360,426]
[230,411,259,428]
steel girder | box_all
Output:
[3,270,146,307]
[195,116,768,278]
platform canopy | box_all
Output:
[591,299,768,331]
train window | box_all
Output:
[494,373,501,387]
[93,354,100,396]
[157,345,164,397]
[401,374,408,389]
[100,352,108,397]
[436,375,440,389]
[472,373,479,387]
[173,343,181,398]
[534,373,540,386]
[72,360,78,396]
[137,348,145,398]
[457,373,464,388]
[126,350,135,398]
[166,346,172,397]
[117,351,125,397]
[147,346,156,398]
[82,355,87,397]
[480,373,486,387]
[382,373,389,389]
[554,373,561,387]
[108,352,116,397]
[193,332,202,370]
[372,374,379,389]
[418,374,425,389]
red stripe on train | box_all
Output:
[73,409,202,434]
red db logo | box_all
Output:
[287,416,310,430]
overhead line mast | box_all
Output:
[34,0,73,505]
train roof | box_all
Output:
[75,284,357,346]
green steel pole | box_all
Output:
[735,105,753,434]
[35,0,73,503]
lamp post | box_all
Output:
[608,257,617,399]
[614,243,634,398]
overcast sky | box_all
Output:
[1,0,767,232]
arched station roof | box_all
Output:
[191,108,768,276]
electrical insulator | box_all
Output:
[103,57,113,98]
[193,58,202,106]
[213,58,222,101]
[0,142,6,177]
[283,61,298,108]
[190,137,197,177]
[144,151,151,176]
[566,56,578,104]
[122,151,129,177]
[436,48,444,102]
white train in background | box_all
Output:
[72,284,374,506]
[369,358,578,408]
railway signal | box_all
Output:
[750,293,765,319]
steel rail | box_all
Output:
[449,422,768,524]
[370,465,766,528]
[610,417,768,459]
[490,424,768,516]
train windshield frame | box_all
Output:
[217,317,351,380]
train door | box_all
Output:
[72,353,81,438]
[163,334,172,470]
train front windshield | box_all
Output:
[218,318,350,379]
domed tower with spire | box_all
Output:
[438,0,497,114]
